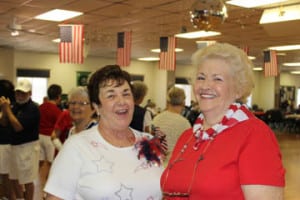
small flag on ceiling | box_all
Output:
[117,31,132,67]
[264,50,278,77]
[239,45,249,55]
[59,24,84,64]
[159,36,176,71]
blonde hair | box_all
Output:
[191,43,255,103]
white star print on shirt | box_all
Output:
[94,156,114,173]
[115,183,133,200]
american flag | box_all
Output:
[239,45,249,55]
[264,50,278,77]
[59,24,84,64]
[117,31,132,67]
[159,36,176,71]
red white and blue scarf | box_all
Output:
[193,103,250,149]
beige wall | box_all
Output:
[0,48,14,80]
[1,49,299,112]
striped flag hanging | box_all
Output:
[117,31,132,67]
[159,36,176,71]
[59,24,84,64]
[264,50,278,77]
[239,45,249,55]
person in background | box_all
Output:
[130,80,152,133]
[0,79,40,200]
[296,104,300,114]
[51,109,72,147]
[39,84,62,183]
[51,87,97,151]
[67,86,98,137]
[152,86,191,162]
[161,43,285,199]
[0,79,15,200]
[145,100,157,118]
[44,65,165,199]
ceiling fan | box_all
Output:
[6,17,44,36]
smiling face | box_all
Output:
[95,79,134,131]
[193,58,239,120]
[68,94,94,125]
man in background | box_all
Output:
[0,79,40,200]
[39,84,62,184]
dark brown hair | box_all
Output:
[87,65,132,105]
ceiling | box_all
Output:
[1,0,300,72]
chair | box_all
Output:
[264,109,284,130]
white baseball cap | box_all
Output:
[15,79,32,92]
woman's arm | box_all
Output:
[45,193,63,200]
[242,185,283,200]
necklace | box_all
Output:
[161,133,213,198]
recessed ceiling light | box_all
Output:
[226,0,287,8]
[138,57,159,61]
[175,31,221,39]
[253,67,263,71]
[283,62,300,67]
[268,45,300,51]
[35,9,83,22]
[52,38,61,43]
[151,48,183,53]
[276,52,286,56]
[290,71,300,74]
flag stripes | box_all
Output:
[117,31,132,67]
[59,24,84,64]
[159,36,176,71]
[239,45,249,55]
[264,50,278,77]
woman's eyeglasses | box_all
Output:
[68,101,90,106]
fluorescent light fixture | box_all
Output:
[260,4,300,24]
[290,71,300,74]
[227,0,287,8]
[283,62,300,67]
[248,56,256,60]
[268,44,300,51]
[138,57,160,61]
[175,31,221,39]
[35,9,83,22]
[276,52,286,56]
[151,48,183,53]
[253,67,263,71]
[52,38,61,43]
[11,30,19,36]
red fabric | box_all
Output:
[54,110,72,143]
[161,111,285,200]
[39,102,62,136]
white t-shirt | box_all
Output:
[44,126,163,200]
[152,110,191,155]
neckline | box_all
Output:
[98,126,136,148]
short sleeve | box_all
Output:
[44,138,83,199]
[238,122,285,186]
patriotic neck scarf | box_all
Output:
[193,103,249,149]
